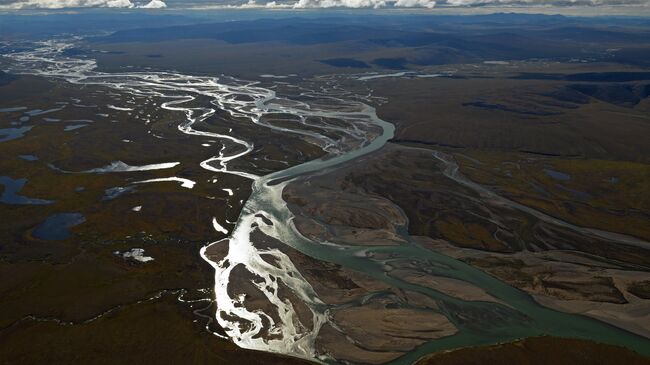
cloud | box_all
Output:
[139,0,166,7]
[191,0,648,9]
[394,0,436,7]
[442,0,648,5]
[293,0,649,6]
[291,0,384,8]
[4,0,134,8]
[0,0,171,8]
[236,0,438,7]
[0,0,647,9]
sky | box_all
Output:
[0,0,649,10]
[0,0,166,8]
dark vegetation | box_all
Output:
[416,336,650,365]
[0,73,321,365]
[514,72,650,82]
[0,71,17,86]
[319,58,370,68]
[567,83,650,107]
[628,281,650,300]
[89,15,650,68]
